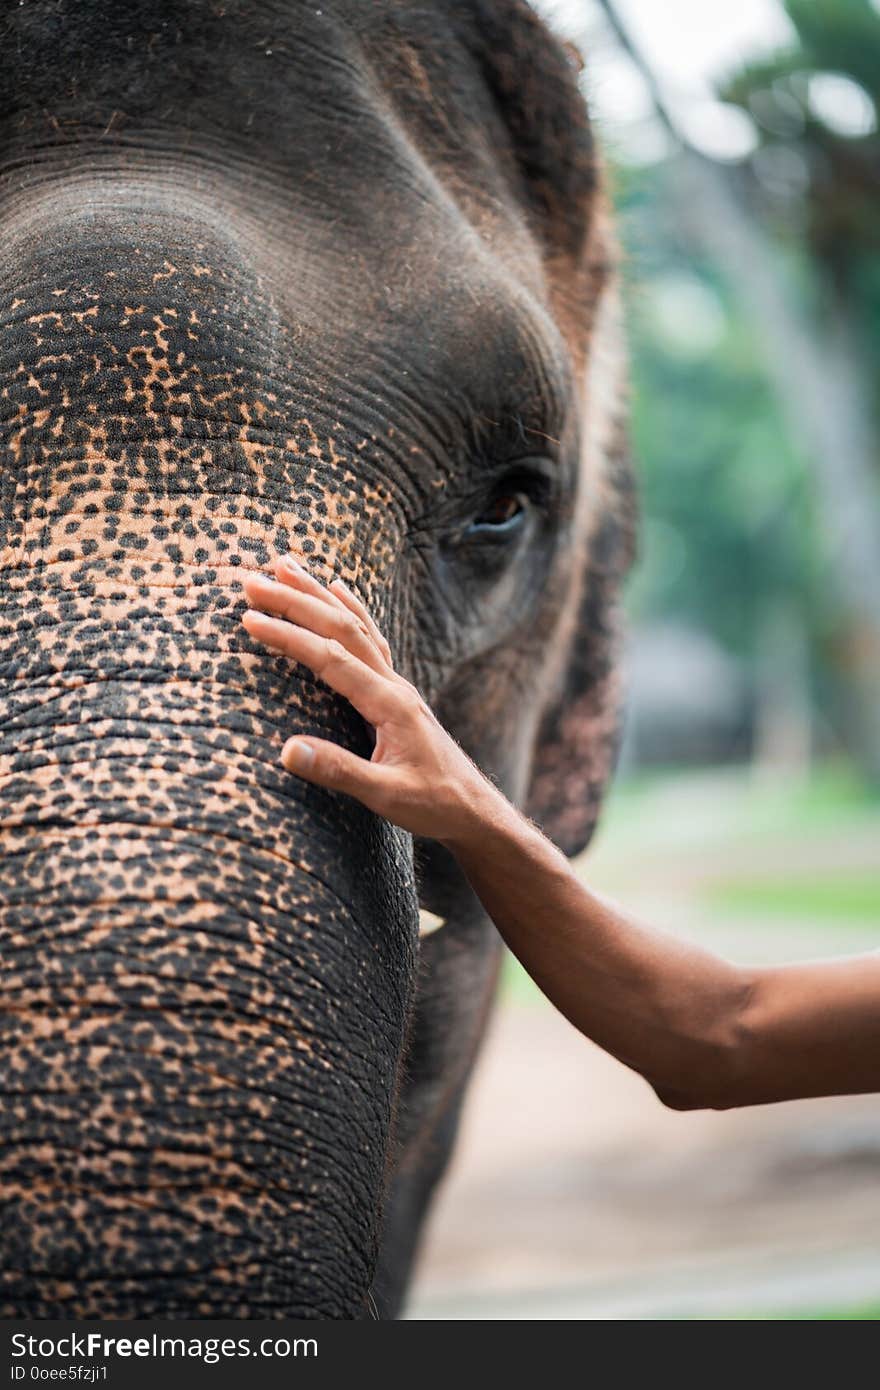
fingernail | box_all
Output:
[283,738,314,771]
[280,554,302,574]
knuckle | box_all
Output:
[325,637,349,665]
[396,682,423,716]
[322,752,341,783]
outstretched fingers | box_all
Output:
[268,555,393,669]
[240,607,408,728]
[242,569,389,674]
[272,554,338,608]
[329,577,394,668]
[273,555,393,669]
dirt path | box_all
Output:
[408,1002,880,1318]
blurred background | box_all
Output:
[409,0,880,1319]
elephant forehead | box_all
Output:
[3,0,558,250]
[0,177,570,543]
[2,0,579,363]
[0,206,413,589]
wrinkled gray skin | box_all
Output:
[0,0,634,1317]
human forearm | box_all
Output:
[241,558,880,1112]
[728,956,880,1105]
[442,781,752,1110]
[444,780,880,1108]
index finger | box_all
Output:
[241,611,406,728]
[273,555,392,668]
[329,577,394,668]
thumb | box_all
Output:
[281,735,384,804]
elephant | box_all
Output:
[0,0,634,1318]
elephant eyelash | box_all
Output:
[465,407,563,464]
[406,452,563,547]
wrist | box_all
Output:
[437,767,524,860]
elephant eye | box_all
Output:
[443,460,557,559]
[466,492,527,537]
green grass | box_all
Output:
[769,765,880,832]
[708,873,880,923]
[782,1301,880,1320]
[604,758,878,826]
[721,1300,880,1320]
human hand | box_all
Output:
[240,556,494,847]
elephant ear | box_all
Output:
[525,461,634,858]
[452,2,637,855]
[525,288,637,858]
[450,0,598,265]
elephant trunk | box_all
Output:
[0,194,418,1317]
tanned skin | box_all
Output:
[244,556,880,1114]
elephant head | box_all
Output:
[0,0,634,1317]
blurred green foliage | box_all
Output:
[611,0,880,765]
[724,0,880,312]
[614,183,821,657]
